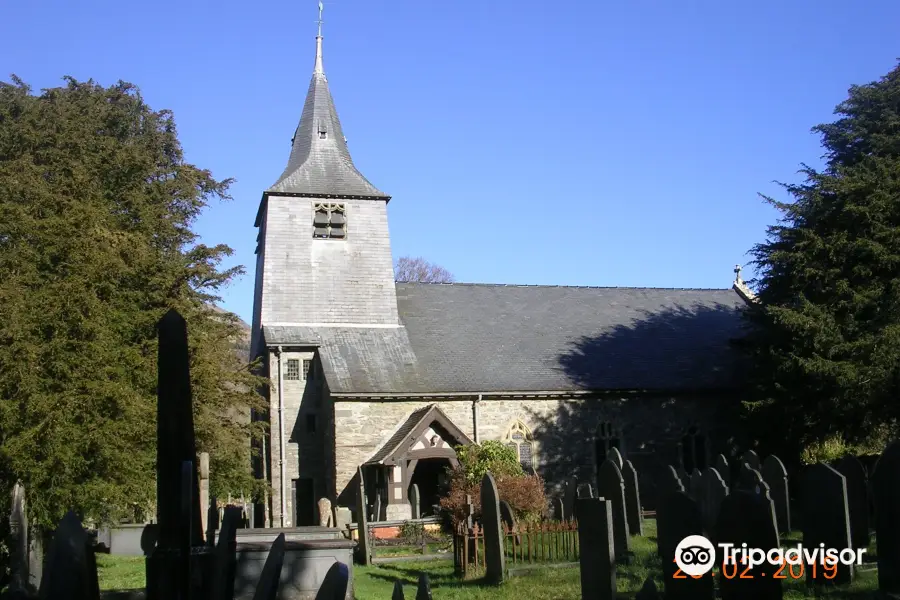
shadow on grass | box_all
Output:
[365,563,488,589]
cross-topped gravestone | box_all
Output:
[716,491,782,599]
[761,455,790,533]
[576,498,616,600]
[835,455,869,550]
[606,447,624,470]
[480,473,506,584]
[802,463,853,584]
[873,440,900,594]
[622,460,643,536]
[597,459,631,561]
[409,484,421,520]
[356,467,371,565]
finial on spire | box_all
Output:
[734,264,742,283]
[314,1,324,75]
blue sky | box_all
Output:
[3,1,899,323]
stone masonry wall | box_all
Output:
[332,395,739,511]
[259,196,399,326]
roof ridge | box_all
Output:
[396,281,736,291]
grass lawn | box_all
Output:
[95,519,883,599]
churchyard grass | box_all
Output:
[96,554,145,590]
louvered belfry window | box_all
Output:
[313,203,346,239]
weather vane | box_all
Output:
[317,1,324,37]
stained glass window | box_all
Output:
[504,421,536,471]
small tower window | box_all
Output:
[302,359,312,380]
[313,203,346,239]
[317,119,328,140]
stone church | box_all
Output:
[249,26,753,528]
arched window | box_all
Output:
[595,421,622,469]
[681,426,707,472]
[504,421,536,471]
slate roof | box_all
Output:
[267,36,388,199]
[262,283,749,395]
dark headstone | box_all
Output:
[676,466,689,489]
[211,506,242,600]
[564,477,577,520]
[480,473,505,584]
[689,470,703,503]
[552,496,565,521]
[761,455,791,534]
[873,440,900,594]
[714,454,730,486]
[741,450,760,471]
[622,460,643,536]
[596,459,631,560]
[802,464,853,584]
[737,463,763,493]
[657,491,714,600]
[8,482,29,595]
[606,447,624,471]
[578,483,594,499]
[635,577,660,600]
[499,500,520,544]
[314,561,349,600]
[37,512,95,600]
[415,573,432,600]
[252,532,286,600]
[701,467,728,535]
[409,484,421,520]
[355,467,371,565]
[835,455,869,549]
[576,498,616,600]
[661,465,685,496]
[715,491,782,600]
[391,580,405,600]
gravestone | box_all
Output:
[689,470,703,503]
[415,573,433,600]
[714,454,730,486]
[552,496,565,521]
[741,450,760,471]
[409,484,421,520]
[606,447,624,470]
[481,473,505,584]
[835,455,869,549]
[373,492,382,522]
[8,482,29,595]
[335,507,352,536]
[661,465,685,497]
[737,463,763,493]
[701,467,729,534]
[872,440,900,594]
[315,561,350,600]
[716,491,782,599]
[355,467,371,565]
[635,578,660,600]
[578,483,594,499]
[575,498,616,600]
[596,459,631,560]
[199,452,210,541]
[499,500,520,544]
[756,479,781,535]
[392,580,405,600]
[761,455,791,533]
[676,466,689,489]
[564,477,577,520]
[657,491,713,600]
[318,498,334,527]
[802,464,853,584]
[622,460,643,535]
[37,512,100,600]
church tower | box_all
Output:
[250,15,399,354]
[250,9,400,527]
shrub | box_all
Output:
[799,425,894,465]
[440,442,547,525]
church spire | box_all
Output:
[267,2,388,199]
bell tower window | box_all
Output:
[313,203,346,239]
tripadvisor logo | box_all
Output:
[674,535,867,577]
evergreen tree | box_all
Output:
[742,62,900,461]
[0,76,266,528]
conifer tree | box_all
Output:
[0,76,266,527]
[742,62,900,460]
